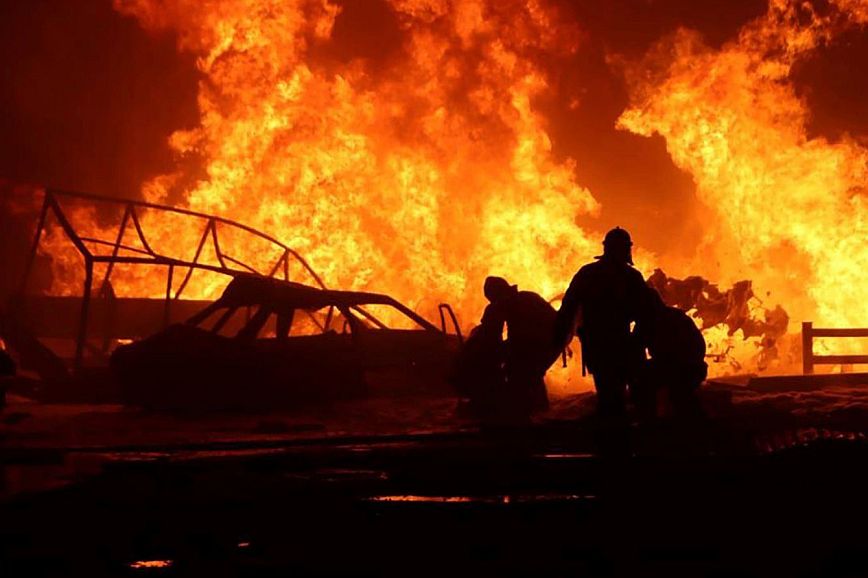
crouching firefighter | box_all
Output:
[451,276,560,424]
[633,288,708,418]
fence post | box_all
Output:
[75,258,94,372]
[802,321,813,375]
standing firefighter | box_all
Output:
[453,276,559,424]
[554,227,647,416]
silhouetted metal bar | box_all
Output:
[302,310,325,331]
[100,206,131,294]
[128,206,156,257]
[75,258,94,371]
[78,237,153,257]
[284,247,322,287]
[208,219,229,269]
[47,188,327,289]
[211,307,238,334]
[438,303,464,343]
[45,194,92,259]
[221,255,258,274]
[20,193,50,293]
[89,255,243,278]
[81,238,305,289]
[164,265,174,328]
[350,305,388,329]
[813,355,868,365]
[47,192,97,371]
[173,223,212,299]
[99,286,117,355]
[90,256,175,264]
[802,321,813,374]
[811,328,868,337]
[266,250,286,278]
[186,301,222,327]
[20,189,335,377]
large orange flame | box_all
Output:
[37,0,868,386]
[109,0,605,319]
[618,0,868,365]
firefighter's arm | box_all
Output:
[554,273,583,348]
[478,303,506,342]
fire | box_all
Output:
[617,0,868,365]
[105,0,604,392]
[34,0,868,383]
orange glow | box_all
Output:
[43,0,601,391]
[35,0,868,385]
[104,1,601,314]
[618,0,868,369]
[129,559,173,569]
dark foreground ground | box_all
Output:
[3,380,868,577]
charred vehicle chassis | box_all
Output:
[6,189,462,405]
[112,275,463,409]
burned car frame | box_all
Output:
[7,190,462,407]
[111,275,463,409]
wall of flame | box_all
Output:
[32,0,868,386]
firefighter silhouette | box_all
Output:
[554,227,647,416]
[453,276,559,424]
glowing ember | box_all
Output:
[129,559,173,569]
[369,495,475,503]
[367,493,594,503]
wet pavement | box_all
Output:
[4,383,868,576]
[3,421,868,577]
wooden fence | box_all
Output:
[802,321,868,374]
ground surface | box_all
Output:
[3,376,868,496]
[2,376,868,576]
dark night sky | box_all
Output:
[0,0,198,196]
[0,0,866,255]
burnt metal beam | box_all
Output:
[74,258,94,371]
[99,206,131,295]
[47,187,327,289]
[164,265,174,329]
